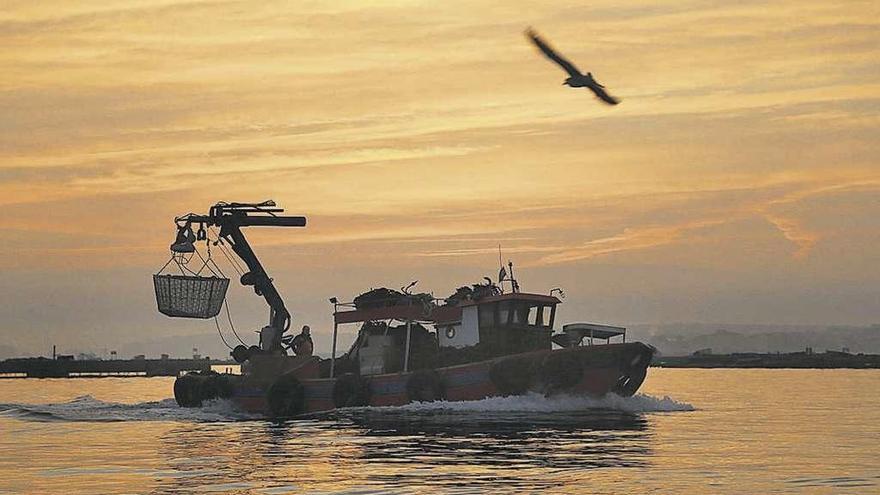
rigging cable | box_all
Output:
[202,242,234,350]
[209,227,247,277]
[199,233,244,349]
[214,314,234,350]
[205,228,248,346]
[224,299,247,346]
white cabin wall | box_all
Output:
[358,334,394,375]
[439,306,480,348]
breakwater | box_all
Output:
[0,357,231,378]
[653,350,880,369]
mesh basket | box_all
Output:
[153,274,230,319]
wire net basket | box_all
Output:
[153,274,230,319]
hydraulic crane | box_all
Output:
[170,200,306,354]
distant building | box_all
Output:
[160,354,170,360]
[133,354,145,360]
[56,355,74,361]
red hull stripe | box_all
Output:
[443,365,491,388]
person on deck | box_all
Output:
[290,325,314,356]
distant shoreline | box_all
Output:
[653,351,880,369]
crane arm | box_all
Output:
[175,201,306,349]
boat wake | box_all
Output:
[0,392,693,423]
[0,395,256,423]
[359,392,694,414]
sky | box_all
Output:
[1,0,878,357]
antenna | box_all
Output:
[508,260,520,293]
[497,244,508,293]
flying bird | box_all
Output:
[525,28,620,105]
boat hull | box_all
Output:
[225,342,654,417]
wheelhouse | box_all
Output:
[437,293,560,356]
[328,292,561,377]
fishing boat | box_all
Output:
[156,201,654,418]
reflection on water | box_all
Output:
[1,370,879,494]
[337,409,650,467]
[149,409,651,494]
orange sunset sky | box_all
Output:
[1,0,878,356]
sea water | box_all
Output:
[0,369,877,494]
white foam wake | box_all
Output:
[366,392,694,414]
[0,395,256,422]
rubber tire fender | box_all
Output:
[489,355,535,396]
[538,352,584,394]
[174,373,204,407]
[406,370,445,403]
[332,373,372,408]
[231,345,249,364]
[266,374,306,418]
[200,373,234,401]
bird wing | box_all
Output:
[526,29,582,77]
[588,83,620,105]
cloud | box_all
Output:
[537,219,727,265]
[760,212,817,259]
[753,179,880,259]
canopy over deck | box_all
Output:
[563,323,626,340]
[459,292,561,307]
[552,323,627,348]
[333,304,462,325]
[333,292,560,325]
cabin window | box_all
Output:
[514,304,529,324]
[499,303,509,324]
[497,301,515,325]
[526,306,537,326]
[479,303,496,327]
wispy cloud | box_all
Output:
[537,219,727,265]
[753,179,880,259]
[760,212,817,259]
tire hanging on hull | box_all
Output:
[200,373,234,401]
[267,373,306,418]
[406,370,445,402]
[332,373,372,408]
[174,373,204,407]
[489,355,534,396]
[174,371,233,407]
[537,351,584,395]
